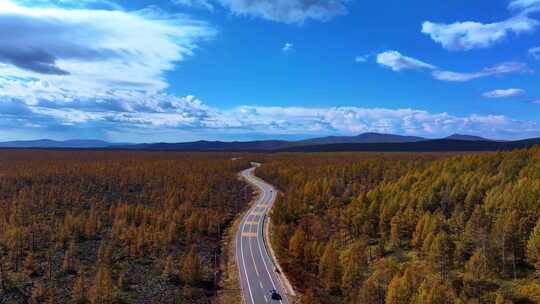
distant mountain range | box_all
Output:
[0,139,118,148]
[119,132,430,151]
[1,133,538,152]
[281,138,540,153]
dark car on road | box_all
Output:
[270,289,282,301]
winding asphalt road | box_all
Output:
[236,166,289,304]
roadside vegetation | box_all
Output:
[0,151,252,303]
[258,149,540,304]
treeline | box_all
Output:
[258,149,540,303]
[0,151,252,303]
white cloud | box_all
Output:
[432,62,529,82]
[422,16,538,51]
[482,88,526,98]
[0,0,214,104]
[11,0,122,9]
[423,0,540,51]
[215,0,348,23]
[172,0,214,11]
[2,88,536,140]
[136,106,535,139]
[509,0,540,14]
[375,50,529,82]
[0,0,220,141]
[0,1,538,141]
[354,55,370,62]
[376,51,436,71]
[282,42,294,53]
[532,99,540,104]
[529,46,540,59]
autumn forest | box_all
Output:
[0,151,252,303]
[1,148,540,303]
[259,149,540,304]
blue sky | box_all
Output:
[1,0,540,142]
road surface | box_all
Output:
[236,166,290,304]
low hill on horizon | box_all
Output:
[296,132,425,145]
[444,134,491,141]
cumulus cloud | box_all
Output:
[215,0,348,23]
[376,51,436,71]
[214,106,538,139]
[2,84,537,141]
[529,46,540,59]
[422,17,538,51]
[482,88,526,98]
[432,62,529,82]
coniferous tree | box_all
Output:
[24,252,37,277]
[527,217,540,271]
[340,239,367,296]
[63,241,77,273]
[390,215,402,249]
[90,263,113,304]
[162,254,175,280]
[385,273,412,304]
[428,231,454,281]
[413,280,457,304]
[318,241,341,294]
[30,281,46,304]
[495,292,506,304]
[0,258,7,292]
[72,270,87,304]
[180,247,201,285]
[288,226,306,264]
[117,272,128,291]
